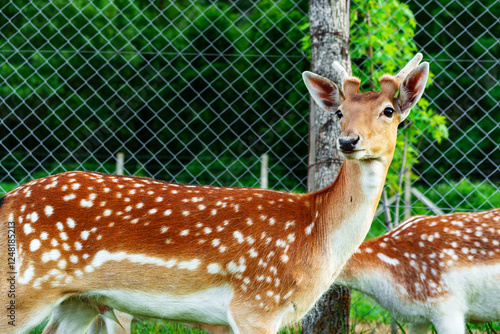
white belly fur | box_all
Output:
[83,286,234,326]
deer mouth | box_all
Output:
[340,149,364,154]
[339,149,367,160]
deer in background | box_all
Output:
[336,208,500,333]
[0,53,429,334]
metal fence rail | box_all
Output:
[1,0,498,332]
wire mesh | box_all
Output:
[0,0,498,332]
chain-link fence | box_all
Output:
[1,0,498,333]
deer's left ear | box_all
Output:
[302,71,344,112]
[397,62,429,122]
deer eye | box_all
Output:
[383,107,394,118]
[335,110,343,119]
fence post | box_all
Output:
[116,152,124,176]
[261,154,269,189]
[404,167,412,219]
[302,0,351,332]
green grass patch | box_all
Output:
[414,178,500,213]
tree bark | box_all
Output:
[303,0,351,333]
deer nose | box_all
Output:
[338,136,360,151]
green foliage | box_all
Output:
[350,0,418,87]
[414,178,500,213]
[408,0,499,183]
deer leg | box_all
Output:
[109,310,133,334]
[42,296,99,334]
[431,311,466,334]
[87,312,132,334]
[408,322,431,334]
[229,306,284,334]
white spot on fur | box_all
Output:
[305,222,314,235]
[66,218,76,228]
[249,248,258,258]
[30,212,39,222]
[377,253,400,266]
[178,259,201,270]
[276,239,286,248]
[30,239,41,252]
[18,264,35,284]
[58,260,67,269]
[80,199,93,208]
[81,231,90,240]
[207,263,222,274]
[64,194,76,201]
[24,224,34,235]
[44,206,54,216]
[227,258,246,273]
[41,249,61,262]
[234,231,244,243]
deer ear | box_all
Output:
[302,71,344,112]
[397,62,429,122]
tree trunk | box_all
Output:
[303,0,351,333]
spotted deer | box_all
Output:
[336,208,500,334]
[0,53,429,334]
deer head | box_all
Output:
[303,53,429,162]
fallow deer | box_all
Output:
[0,53,429,334]
[336,208,500,333]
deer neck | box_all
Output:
[312,157,391,279]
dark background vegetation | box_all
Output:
[0,0,498,194]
